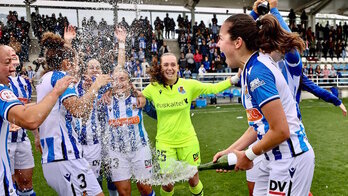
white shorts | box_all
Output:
[253,148,315,196]
[246,155,263,182]
[7,139,35,174]
[42,158,102,196]
[107,145,153,182]
[82,144,101,178]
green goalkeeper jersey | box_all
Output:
[142,78,231,147]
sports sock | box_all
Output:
[160,187,174,196]
[189,180,204,196]
[17,188,36,196]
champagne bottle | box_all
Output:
[198,153,237,171]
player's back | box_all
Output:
[36,71,82,163]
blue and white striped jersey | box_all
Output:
[101,95,149,153]
[241,52,311,161]
[36,71,82,163]
[8,75,32,143]
[75,80,100,146]
[0,84,22,194]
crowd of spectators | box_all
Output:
[288,9,348,60]
[176,13,232,78]
[0,11,31,65]
[2,9,348,80]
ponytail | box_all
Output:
[224,14,305,54]
[258,14,305,54]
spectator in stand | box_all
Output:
[178,52,187,73]
[178,32,187,52]
[134,65,142,78]
[202,56,210,72]
[159,41,170,56]
[288,9,296,26]
[200,40,209,58]
[300,10,308,32]
[323,65,330,82]
[119,17,129,29]
[131,48,138,61]
[215,55,224,73]
[307,64,314,79]
[198,64,206,80]
[141,58,150,77]
[309,36,316,58]
[155,26,164,49]
[317,40,323,59]
[328,37,335,59]
[164,13,171,39]
[194,49,203,73]
[329,65,337,82]
[322,39,329,59]
[315,65,322,78]
[186,49,195,72]
[303,63,308,75]
[27,65,35,82]
[150,39,158,56]
[209,39,217,61]
[170,18,176,39]
[139,33,146,50]
[343,44,347,60]
[336,39,343,60]
[138,48,145,62]
[183,67,192,79]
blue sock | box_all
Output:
[17,188,36,196]
[147,190,156,196]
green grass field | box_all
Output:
[27,98,348,195]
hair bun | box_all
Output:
[41,32,64,49]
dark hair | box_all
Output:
[41,32,76,72]
[148,53,177,86]
[224,14,305,54]
[148,64,165,86]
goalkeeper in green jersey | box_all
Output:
[142,53,237,196]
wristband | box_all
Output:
[119,42,125,49]
[245,148,258,161]
[230,75,240,85]
[227,153,237,166]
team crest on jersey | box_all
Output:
[0,89,18,102]
[178,86,186,94]
[193,152,199,162]
[250,78,265,92]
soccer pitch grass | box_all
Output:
[27,98,348,195]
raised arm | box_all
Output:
[115,27,127,67]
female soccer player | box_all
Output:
[142,53,235,196]
[101,67,155,196]
[213,13,314,195]
[96,27,155,196]
[0,44,74,195]
[7,50,37,196]
[75,58,103,181]
[235,0,346,195]
[36,31,111,195]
